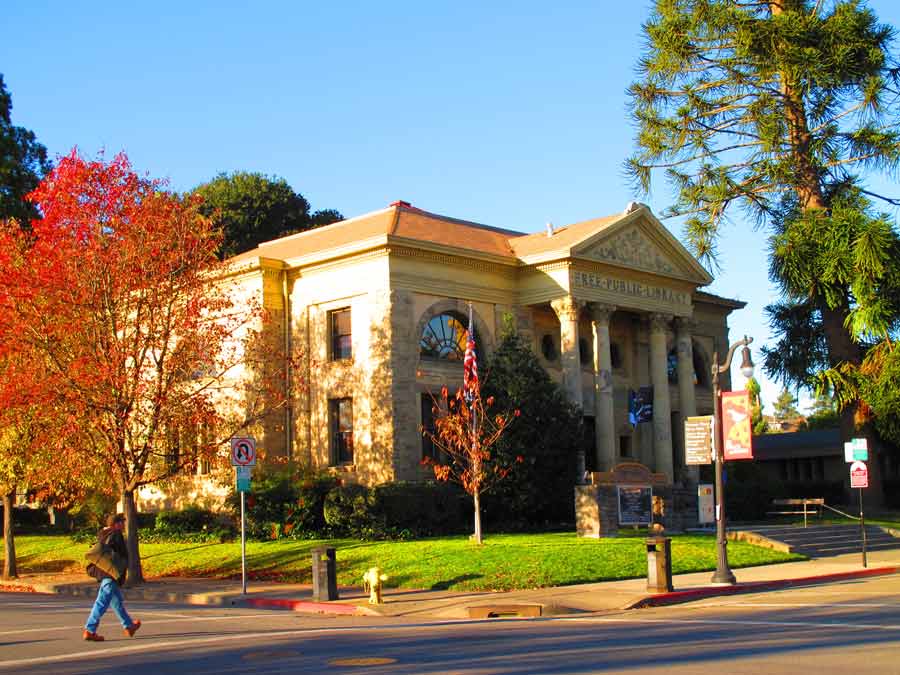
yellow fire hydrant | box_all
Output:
[362,566,388,605]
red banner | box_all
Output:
[721,390,753,460]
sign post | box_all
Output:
[850,460,868,568]
[231,437,257,594]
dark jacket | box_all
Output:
[87,527,128,585]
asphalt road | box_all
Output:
[1,574,899,674]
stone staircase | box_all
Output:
[737,524,900,558]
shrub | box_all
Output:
[226,465,338,540]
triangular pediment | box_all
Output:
[572,207,712,285]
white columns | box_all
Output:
[675,318,697,419]
[590,303,616,471]
[649,313,674,479]
[551,296,584,409]
[675,317,698,482]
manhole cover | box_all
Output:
[328,657,398,667]
[242,650,301,662]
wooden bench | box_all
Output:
[767,498,824,527]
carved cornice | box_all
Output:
[389,245,516,277]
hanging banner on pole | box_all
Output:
[721,390,753,460]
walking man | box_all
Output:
[83,513,141,641]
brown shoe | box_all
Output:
[83,630,104,642]
[124,620,141,638]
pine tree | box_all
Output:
[628,0,900,501]
[480,321,582,526]
[772,388,801,426]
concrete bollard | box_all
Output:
[646,536,673,593]
[311,546,338,601]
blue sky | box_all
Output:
[4,1,899,412]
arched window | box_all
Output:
[420,312,468,360]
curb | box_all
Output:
[233,597,372,616]
[626,565,900,609]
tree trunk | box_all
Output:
[122,488,144,585]
[472,489,483,545]
[2,488,17,579]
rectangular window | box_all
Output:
[421,394,440,461]
[582,416,596,472]
[330,398,353,464]
[330,308,352,360]
[619,435,632,458]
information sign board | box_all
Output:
[684,416,714,465]
[617,486,652,526]
[698,484,715,524]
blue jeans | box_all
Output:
[85,578,133,633]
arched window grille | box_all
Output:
[420,312,468,360]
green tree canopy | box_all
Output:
[772,388,801,424]
[628,0,900,501]
[480,321,582,526]
[0,74,51,223]
[192,171,343,257]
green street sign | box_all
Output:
[236,466,252,492]
[845,438,868,462]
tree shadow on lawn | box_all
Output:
[429,574,483,591]
[11,554,80,573]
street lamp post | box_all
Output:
[710,335,754,585]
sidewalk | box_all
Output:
[2,549,897,619]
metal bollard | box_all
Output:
[311,546,338,601]
[646,536,673,593]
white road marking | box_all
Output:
[571,615,900,631]
[0,613,297,637]
[0,626,356,669]
[694,601,899,609]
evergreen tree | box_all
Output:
[772,388,801,425]
[0,74,51,223]
[628,0,900,501]
[746,376,769,435]
[193,171,343,257]
[480,320,582,527]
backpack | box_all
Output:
[84,533,127,580]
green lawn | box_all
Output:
[4,532,802,592]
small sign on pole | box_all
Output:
[230,437,257,467]
[844,438,868,462]
[850,460,868,488]
[235,466,252,493]
[698,484,715,525]
[230,436,256,595]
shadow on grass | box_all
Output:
[430,574,483,591]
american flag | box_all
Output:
[463,304,478,404]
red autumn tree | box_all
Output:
[0,337,103,579]
[422,387,519,545]
[0,151,290,583]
